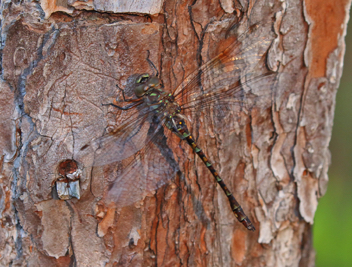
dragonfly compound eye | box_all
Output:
[148,77,160,87]
[136,73,150,84]
[135,84,147,97]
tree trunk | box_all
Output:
[0,0,350,266]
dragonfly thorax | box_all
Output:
[133,73,182,120]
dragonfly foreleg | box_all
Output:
[146,50,159,77]
[102,102,138,110]
[102,85,142,110]
[115,84,141,103]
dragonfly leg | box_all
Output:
[102,102,138,110]
[146,50,159,77]
[115,85,141,103]
[103,86,142,110]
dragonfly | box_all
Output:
[78,23,277,231]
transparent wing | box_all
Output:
[179,73,279,136]
[172,23,273,102]
[171,23,278,130]
[104,123,179,207]
[180,72,278,117]
[76,102,168,166]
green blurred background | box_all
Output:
[313,10,352,267]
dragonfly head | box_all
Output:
[134,73,161,97]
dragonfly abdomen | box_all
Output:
[177,124,255,231]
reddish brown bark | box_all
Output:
[0,0,350,266]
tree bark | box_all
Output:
[0,0,350,266]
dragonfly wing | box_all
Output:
[179,73,280,137]
[171,23,278,132]
[76,104,166,166]
[180,73,279,117]
[105,124,179,207]
[172,23,273,102]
